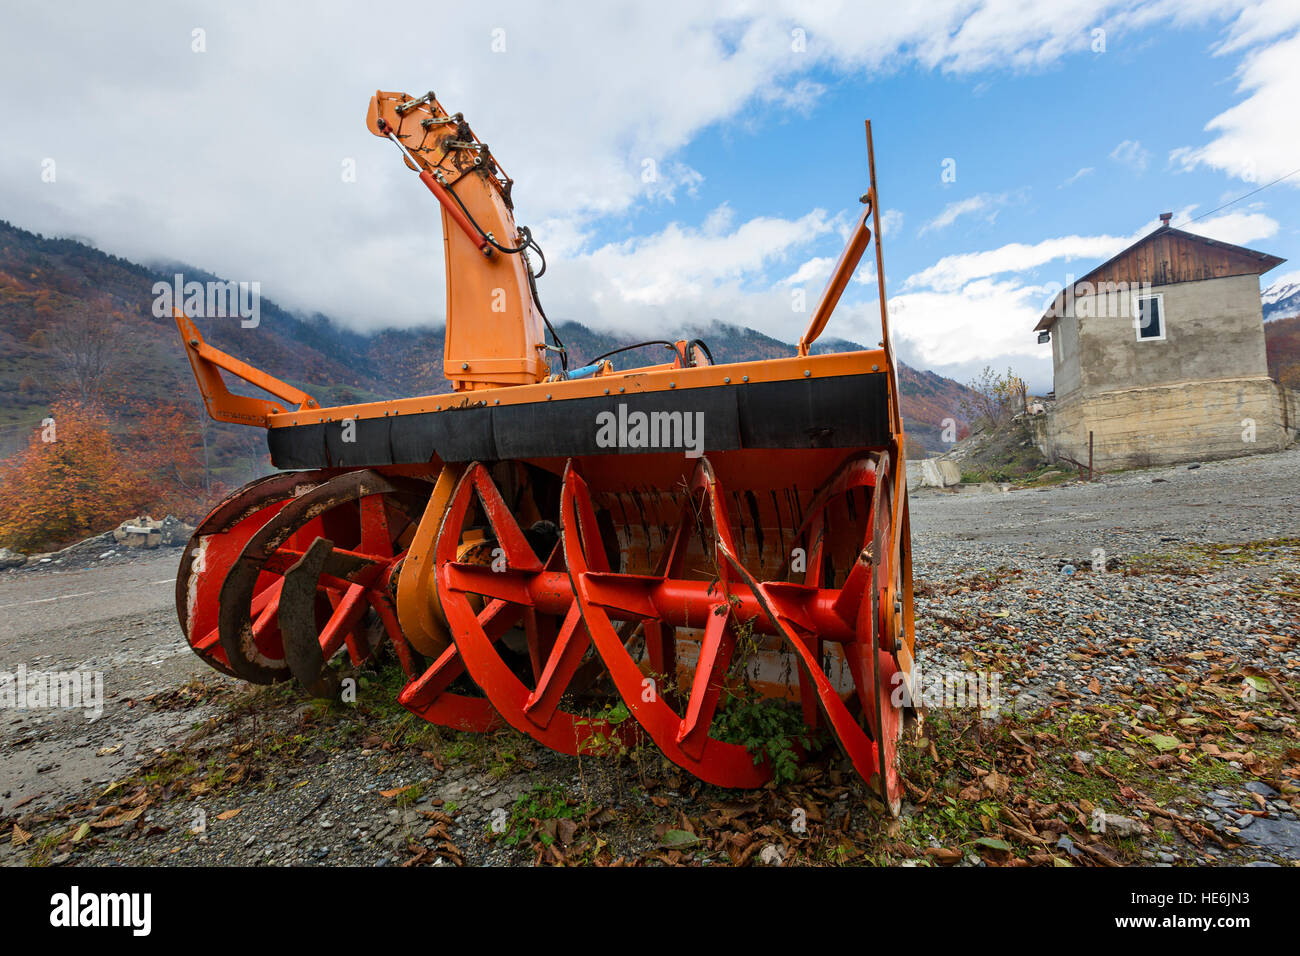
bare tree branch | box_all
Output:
[47,299,118,406]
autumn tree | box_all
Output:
[117,394,224,518]
[961,366,1028,432]
[0,401,153,552]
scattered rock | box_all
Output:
[1244,781,1279,798]
[0,547,25,570]
[103,515,197,550]
[1235,816,1300,858]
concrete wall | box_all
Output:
[1043,376,1287,469]
[1069,274,1269,396]
[1050,310,1082,398]
[1276,383,1300,440]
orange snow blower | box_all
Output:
[174,90,917,811]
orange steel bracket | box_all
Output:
[797,202,872,358]
[174,310,319,427]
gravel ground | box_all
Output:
[1,449,1297,867]
[909,449,1300,710]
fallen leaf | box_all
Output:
[92,807,146,830]
[924,846,962,864]
[659,829,700,849]
[982,772,1009,797]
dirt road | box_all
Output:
[0,548,212,817]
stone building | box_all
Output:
[1033,214,1297,469]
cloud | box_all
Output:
[780,256,835,287]
[879,208,904,238]
[919,194,991,235]
[0,0,1290,391]
[891,277,1053,364]
[892,208,1280,373]
[0,0,1266,337]
[553,207,834,319]
[919,192,1022,235]
[1177,209,1279,245]
[1109,139,1152,172]
[642,161,706,204]
[1171,25,1300,186]
[1061,166,1094,186]
[904,233,1135,294]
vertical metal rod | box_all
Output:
[866,120,899,436]
[1088,431,1094,481]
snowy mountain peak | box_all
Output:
[1262,273,1300,320]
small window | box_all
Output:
[1134,293,1164,341]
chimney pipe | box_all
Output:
[1159,212,1172,226]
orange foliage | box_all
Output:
[117,398,226,519]
[1265,315,1300,389]
[0,401,153,552]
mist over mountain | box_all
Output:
[0,219,975,471]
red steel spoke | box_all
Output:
[250,578,285,643]
[523,608,556,683]
[676,606,736,759]
[522,604,591,726]
[319,583,370,661]
[469,467,542,571]
[643,619,676,695]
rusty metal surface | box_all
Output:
[215,470,430,684]
[278,537,342,698]
[175,470,331,677]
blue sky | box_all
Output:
[3,1,1298,394]
[572,14,1300,391]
